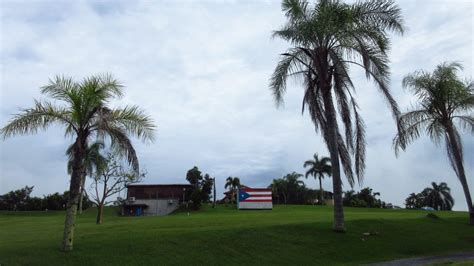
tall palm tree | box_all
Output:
[304,153,332,204]
[394,62,473,223]
[1,74,155,251]
[270,0,404,231]
[225,177,241,203]
[66,141,106,214]
[423,182,454,211]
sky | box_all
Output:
[0,0,472,211]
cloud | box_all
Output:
[0,0,472,211]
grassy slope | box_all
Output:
[0,205,473,265]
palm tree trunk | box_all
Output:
[78,174,86,214]
[319,176,323,204]
[446,124,474,225]
[61,137,86,251]
[322,88,346,232]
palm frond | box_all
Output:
[1,100,75,139]
[109,105,156,142]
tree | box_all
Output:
[394,62,473,223]
[224,177,241,204]
[405,192,424,209]
[304,153,332,204]
[283,172,305,203]
[343,187,385,208]
[0,186,34,211]
[185,166,214,210]
[423,182,454,211]
[270,178,288,204]
[90,152,144,224]
[0,74,155,251]
[67,142,106,214]
[270,0,404,232]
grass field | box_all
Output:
[1,205,473,265]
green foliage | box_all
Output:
[0,187,93,211]
[0,186,34,211]
[271,172,327,204]
[224,176,240,203]
[406,182,454,211]
[343,187,385,208]
[185,166,214,210]
[405,192,425,209]
[303,153,331,203]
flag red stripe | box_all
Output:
[242,189,272,192]
[241,199,272,202]
[247,194,271,197]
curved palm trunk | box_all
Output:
[446,124,474,225]
[78,174,86,214]
[322,84,346,232]
[61,137,86,251]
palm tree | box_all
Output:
[423,182,454,211]
[394,62,473,223]
[224,177,241,203]
[66,141,106,214]
[283,172,305,203]
[270,178,288,204]
[1,74,155,251]
[270,0,404,231]
[304,153,331,204]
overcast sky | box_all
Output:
[0,0,472,211]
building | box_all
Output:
[122,184,192,216]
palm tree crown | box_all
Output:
[1,74,156,251]
[394,62,473,224]
[304,153,331,181]
[304,153,331,203]
[270,0,404,231]
[423,182,454,211]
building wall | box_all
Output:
[131,199,180,216]
[127,185,190,200]
[238,202,273,210]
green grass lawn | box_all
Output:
[1,205,473,265]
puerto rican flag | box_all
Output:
[238,188,272,210]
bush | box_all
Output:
[426,213,439,219]
[0,187,93,211]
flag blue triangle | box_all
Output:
[239,190,250,201]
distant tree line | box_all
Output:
[405,182,454,211]
[343,188,386,208]
[0,186,93,211]
[270,172,329,205]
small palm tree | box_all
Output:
[394,62,473,223]
[304,153,331,204]
[270,178,288,204]
[283,172,304,203]
[270,0,404,231]
[66,141,106,214]
[224,177,241,203]
[1,74,155,251]
[423,182,454,211]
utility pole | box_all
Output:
[213,177,216,208]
